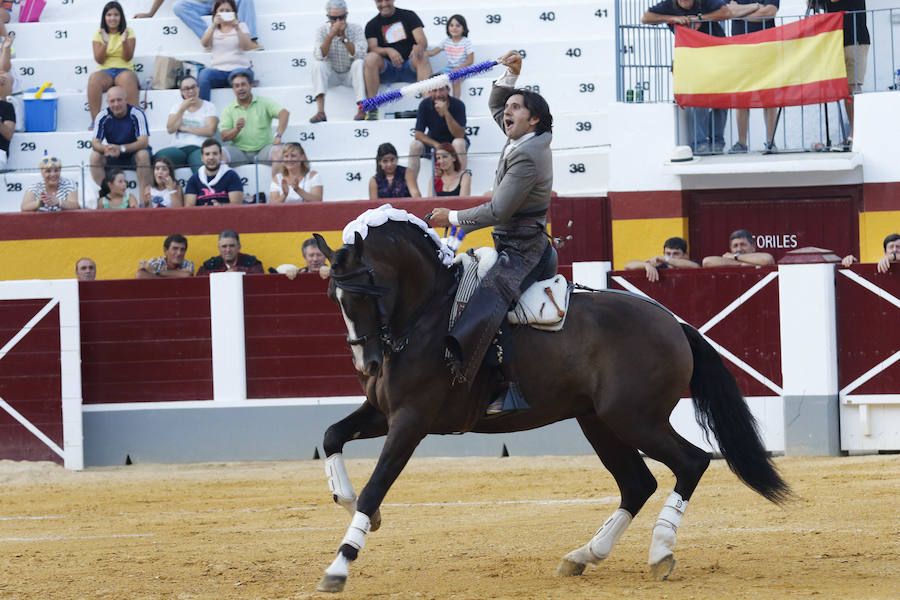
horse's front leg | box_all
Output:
[318,412,427,593]
[323,401,388,530]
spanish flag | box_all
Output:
[674,13,849,109]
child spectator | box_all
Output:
[144,157,184,207]
[368,142,418,199]
[98,169,139,209]
[427,14,473,98]
[88,2,141,128]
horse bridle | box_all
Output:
[330,262,407,354]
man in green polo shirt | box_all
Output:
[220,72,290,166]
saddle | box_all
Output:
[451,248,573,333]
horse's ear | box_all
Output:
[313,233,334,261]
[353,231,365,256]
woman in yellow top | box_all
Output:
[87,1,140,128]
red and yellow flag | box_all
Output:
[674,12,849,109]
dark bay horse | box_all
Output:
[313,210,789,593]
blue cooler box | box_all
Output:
[23,87,58,132]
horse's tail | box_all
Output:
[681,323,791,504]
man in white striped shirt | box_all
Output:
[310,0,367,123]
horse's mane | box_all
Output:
[335,205,455,270]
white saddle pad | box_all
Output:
[452,249,571,332]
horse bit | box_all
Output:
[330,263,409,354]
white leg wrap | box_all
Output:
[562,508,633,567]
[649,491,688,565]
[325,453,358,514]
[340,511,371,551]
[324,551,351,577]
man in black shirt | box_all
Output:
[825,0,869,146]
[362,0,430,118]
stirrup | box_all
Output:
[485,382,530,416]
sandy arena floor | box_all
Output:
[0,454,897,599]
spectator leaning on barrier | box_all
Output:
[310,0,367,123]
[407,84,467,197]
[136,233,195,278]
[90,86,152,194]
[702,228,775,267]
[219,72,288,166]
[641,0,761,154]
[134,0,262,50]
[362,0,430,119]
[842,233,900,274]
[197,229,264,275]
[277,237,331,280]
[729,0,780,154]
[0,93,14,170]
[624,236,700,282]
[824,0,869,148]
[184,138,244,206]
[75,258,98,281]
[21,155,80,212]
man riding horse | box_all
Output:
[428,50,556,416]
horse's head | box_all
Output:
[315,232,393,377]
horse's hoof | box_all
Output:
[649,556,675,581]
[316,574,347,593]
[370,508,382,532]
[556,558,586,577]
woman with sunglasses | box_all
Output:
[155,76,219,173]
[21,155,80,212]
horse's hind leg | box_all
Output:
[558,414,658,576]
[322,402,388,530]
[318,415,426,593]
[611,418,710,581]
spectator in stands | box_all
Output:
[0,32,14,101]
[433,143,471,197]
[134,0,261,50]
[90,86,152,194]
[842,233,900,273]
[310,0,367,123]
[21,155,80,212]
[407,84,467,196]
[729,0,780,154]
[0,4,9,45]
[156,76,219,172]
[197,229,264,274]
[278,237,331,280]
[184,138,244,205]
[426,14,473,99]
[269,142,323,203]
[641,0,761,153]
[369,142,417,199]
[75,258,98,281]
[624,236,700,282]
[144,157,184,207]
[88,2,141,129]
[0,91,14,170]
[826,0,869,148]
[702,229,775,267]
[197,0,254,101]
[98,169,139,209]
[362,0,430,119]
[220,72,288,166]
[136,233,195,278]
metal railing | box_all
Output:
[616,0,900,152]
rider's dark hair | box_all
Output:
[663,237,688,254]
[504,88,553,135]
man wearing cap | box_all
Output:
[310,0,367,123]
[219,72,288,166]
[90,85,152,193]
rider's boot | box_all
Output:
[485,327,530,416]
